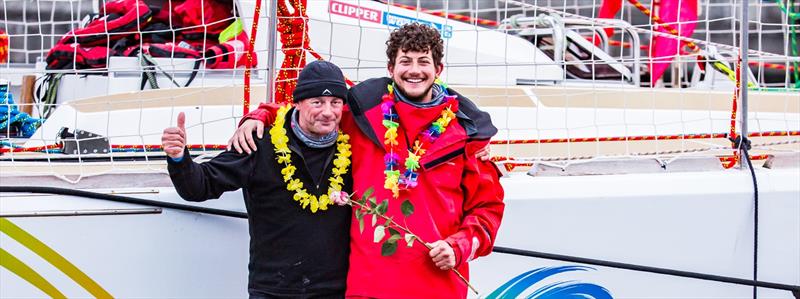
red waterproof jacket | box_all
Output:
[245,77,504,298]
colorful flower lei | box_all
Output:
[381,84,457,199]
[269,104,351,213]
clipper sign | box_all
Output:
[329,0,382,23]
[328,0,453,38]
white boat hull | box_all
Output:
[2,166,798,298]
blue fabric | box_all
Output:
[0,88,43,138]
[169,155,184,163]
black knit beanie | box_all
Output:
[293,60,347,103]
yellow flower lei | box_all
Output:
[269,104,351,213]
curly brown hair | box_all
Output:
[385,23,444,66]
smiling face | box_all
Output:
[388,49,444,103]
[295,96,344,137]
[384,23,445,103]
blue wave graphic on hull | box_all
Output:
[486,265,613,299]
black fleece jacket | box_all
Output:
[167,109,352,297]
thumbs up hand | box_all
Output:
[162,112,187,159]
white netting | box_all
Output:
[0,0,798,181]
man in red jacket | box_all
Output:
[232,23,504,298]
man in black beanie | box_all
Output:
[161,60,352,299]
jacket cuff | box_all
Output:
[166,147,192,169]
[238,109,268,127]
[445,234,466,268]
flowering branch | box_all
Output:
[330,187,479,295]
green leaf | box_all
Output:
[381,241,398,256]
[387,227,400,236]
[373,225,386,243]
[404,233,416,247]
[358,218,365,234]
[377,199,388,214]
[387,233,402,244]
[355,209,363,220]
[369,197,377,209]
[400,199,414,217]
[363,187,374,201]
[384,218,391,227]
[371,214,377,226]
